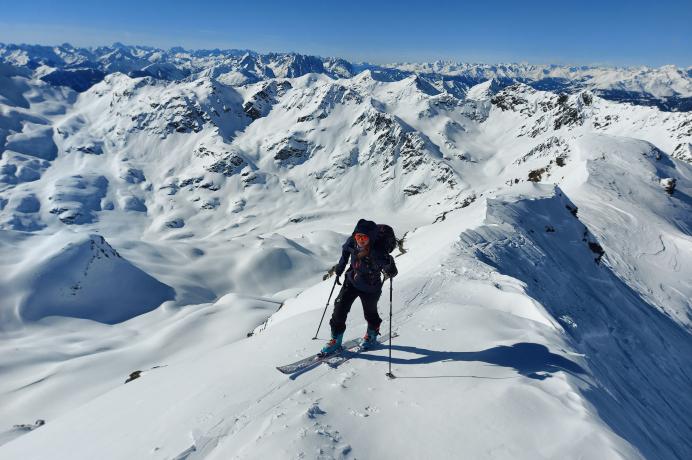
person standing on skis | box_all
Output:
[321,219,398,355]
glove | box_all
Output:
[323,264,344,283]
[382,264,398,280]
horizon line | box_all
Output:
[1,40,689,71]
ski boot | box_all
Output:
[361,327,380,349]
[320,333,343,356]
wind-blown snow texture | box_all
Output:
[0,43,691,459]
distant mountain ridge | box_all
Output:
[1,42,691,111]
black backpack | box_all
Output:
[375,224,397,254]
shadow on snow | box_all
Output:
[350,342,585,381]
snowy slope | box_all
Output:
[9,233,174,324]
[2,183,689,459]
[0,47,691,459]
[0,187,636,459]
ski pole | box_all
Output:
[312,276,339,340]
[386,277,395,379]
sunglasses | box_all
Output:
[354,233,370,243]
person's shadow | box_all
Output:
[340,342,586,380]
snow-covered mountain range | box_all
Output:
[0,43,691,459]
[3,42,692,110]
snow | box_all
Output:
[0,44,691,459]
[13,233,175,324]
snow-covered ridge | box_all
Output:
[2,182,690,459]
[2,42,691,111]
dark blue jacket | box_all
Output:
[335,219,397,293]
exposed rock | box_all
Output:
[269,137,315,167]
[12,419,46,432]
[179,176,204,188]
[400,132,427,172]
[243,80,292,120]
[125,371,142,383]
[198,181,220,191]
[660,177,677,195]
[403,184,429,196]
[207,151,247,177]
[200,197,220,210]
[355,109,404,175]
[588,241,605,263]
[433,194,477,223]
[517,136,570,165]
[593,114,619,130]
[528,167,548,182]
[71,143,103,155]
[671,143,691,163]
[240,166,264,186]
[553,94,584,130]
[490,84,534,112]
[298,84,363,122]
[580,92,593,106]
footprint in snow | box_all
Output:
[364,405,380,414]
[420,324,446,332]
[348,408,368,418]
[349,405,380,418]
[332,369,356,389]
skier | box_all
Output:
[320,219,398,355]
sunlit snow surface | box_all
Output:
[0,55,691,459]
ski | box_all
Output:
[276,332,397,375]
[276,337,362,375]
[325,332,399,369]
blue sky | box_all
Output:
[0,0,690,66]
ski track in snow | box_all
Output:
[174,272,453,459]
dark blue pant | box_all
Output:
[329,277,382,336]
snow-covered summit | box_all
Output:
[8,233,174,325]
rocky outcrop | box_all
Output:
[243,80,292,120]
[517,136,570,166]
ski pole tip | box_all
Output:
[386,372,396,379]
